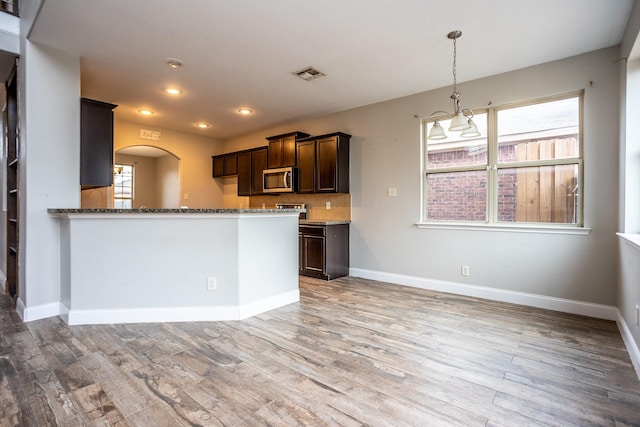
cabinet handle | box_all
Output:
[284,171,290,188]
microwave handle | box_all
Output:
[283,171,290,188]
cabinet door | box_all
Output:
[268,132,308,169]
[224,153,238,176]
[212,155,225,178]
[80,98,117,187]
[281,135,296,167]
[237,151,252,196]
[316,136,338,192]
[301,229,325,276]
[213,153,238,178]
[267,138,283,169]
[303,235,325,274]
[296,140,315,193]
[251,147,268,195]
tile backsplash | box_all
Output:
[81,187,113,209]
[250,193,351,221]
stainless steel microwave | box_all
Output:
[262,167,298,193]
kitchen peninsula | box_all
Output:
[48,208,300,325]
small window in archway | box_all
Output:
[114,164,133,209]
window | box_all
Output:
[423,93,582,227]
[113,164,133,209]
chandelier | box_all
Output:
[427,30,480,140]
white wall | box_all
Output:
[226,47,621,307]
[157,154,179,208]
[19,39,80,312]
[114,120,224,209]
[623,58,640,233]
[618,0,640,373]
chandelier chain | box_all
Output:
[452,35,457,92]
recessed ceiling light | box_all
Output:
[138,109,154,116]
[163,87,182,95]
[237,108,253,115]
[196,122,211,129]
[166,58,184,69]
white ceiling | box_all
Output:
[29,0,634,140]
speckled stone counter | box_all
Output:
[299,219,351,226]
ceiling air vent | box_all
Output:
[294,67,326,81]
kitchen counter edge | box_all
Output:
[48,208,302,215]
[299,219,351,226]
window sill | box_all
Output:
[617,233,640,250]
[415,222,591,235]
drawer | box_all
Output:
[299,225,326,236]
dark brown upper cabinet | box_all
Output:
[266,131,310,169]
[296,132,350,193]
[237,151,252,196]
[251,147,268,195]
[80,98,117,188]
[212,152,238,178]
[237,147,268,196]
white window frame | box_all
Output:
[418,91,589,235]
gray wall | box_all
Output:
[226,47,621,307]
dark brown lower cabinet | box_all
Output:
[299,223,349,280]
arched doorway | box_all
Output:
[115,146,180,209]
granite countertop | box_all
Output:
[48,208,302,214]
[299,219,351,225]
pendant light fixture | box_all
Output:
[427,30,480,140]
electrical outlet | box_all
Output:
[207,277,217,291]
[461,265,470,276]
[387,187,397,197]
[184,193,189,200]
[326,201,331,210]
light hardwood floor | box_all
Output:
[1,276,639,426]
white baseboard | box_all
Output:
[617,311,640,381]
[62,289,300,325]
[349,268,618,320]
[15,296,24,321]
[17,298,63,322]
[238,289,300,319]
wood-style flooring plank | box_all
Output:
[1,275,639,426]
